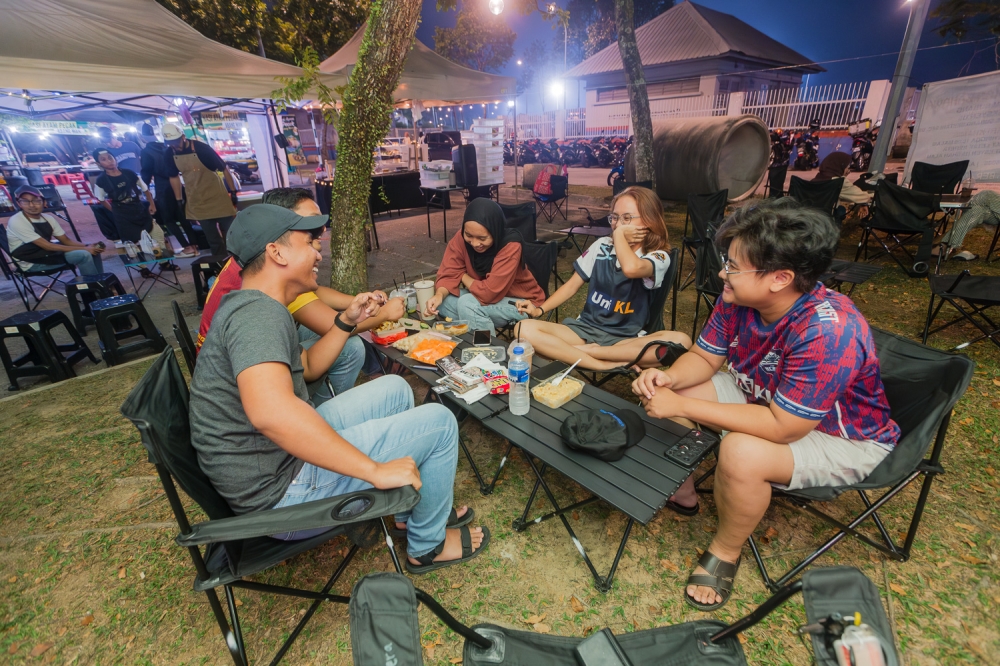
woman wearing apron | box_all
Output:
[161,123,238,256]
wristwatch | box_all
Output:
[334,312,357,334]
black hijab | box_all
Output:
[814,152,852,182]
[463,198,522,278]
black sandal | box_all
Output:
[405,525,490,575]
[684,550,741,611]
[390,507,475,539]
[664,498,699,517]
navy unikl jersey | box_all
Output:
[573,237,670,337]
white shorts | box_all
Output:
[710,373,891,491]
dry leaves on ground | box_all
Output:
[570,596,585,613]
[889,583,907,596]
[29,643,53,657]
[660,559,679,572]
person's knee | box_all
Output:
[716,433,764,484]
[341,335,366,365]
[671,331,693,349]
[423,403,459,451]
[378,373,414,408]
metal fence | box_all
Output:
[742,81,872,131]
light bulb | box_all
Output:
[489,0,504,15]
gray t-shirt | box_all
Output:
[189,289,307,513]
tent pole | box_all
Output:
[266,100,288,188]
[513,100,518,204]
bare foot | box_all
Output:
[407,525,485,565]
[685,546,739,607]
[396,505,469,531]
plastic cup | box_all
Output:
[415,279,435,319]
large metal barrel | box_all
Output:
[624,114,769,201]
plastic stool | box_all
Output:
[43,174,59,186]
[0,310,98,390]
[66,273,127,336]
[191,255,229,310]
[90,294,167,366]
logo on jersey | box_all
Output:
[815,300,840,323]
[758,349,781,374]
[590,290,634,314]
[730,335,739,348]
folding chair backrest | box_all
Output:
[643,247,678,334]
[35,184,64,210]
[909,160,969,195]
[788,177,842,217]
[0,226,15,279]
[171,300,197,375]
[120,348,235,521]
[766,165,788,198]
[871,180,939,231]
[521,240,559,298]
[500,202,537,243]
[549,175,568,199]
[694,226,724,296]
[856,328,975,489]
[612,179,652,196]
[686,190,728,240]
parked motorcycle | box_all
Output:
[792,119,821,170]
[848,119,878,172]
[769,129,791,168]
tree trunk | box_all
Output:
[328,0,422,293]
[614,0,655,191]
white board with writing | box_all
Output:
[905,69,1000,183]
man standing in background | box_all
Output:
[139,124,199,257]
[96,126,141,174]
[162,123,239,256]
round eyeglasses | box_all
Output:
[721,254,764,276]
[607,213,641,224]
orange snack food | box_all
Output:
[407,338,458,364]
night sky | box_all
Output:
[415,0,999,87]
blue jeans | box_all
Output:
[28,250,104,276]
[298,327,366,400]
[272,375,459,558]
[438,290,526,336]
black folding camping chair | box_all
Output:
[909,160,969,195]
[0,225,78,311]
[496,239,562,340]
[763,164,788,198]
[120,348,418,666]
[171,300,197,375]
[690,226,725,339]
[671,189,727,330]
[348,566,899,666]
[499,201,537,243]
[923,271,1000,351]
[560,207,612,255]
[855,180,940,276]
[699,328,974,592]
[534,175,568,223]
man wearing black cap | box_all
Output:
[96,126,141,174]
[7,186,105,275]
[189,204,488,573]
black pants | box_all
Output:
[197,216,235,256]
[90,204,120,241]
[154,193,198,248]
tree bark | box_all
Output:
[614,0,655,191]
[328,0,422,293]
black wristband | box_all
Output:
[334,313,357,334]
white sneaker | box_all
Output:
[173,249,198,258]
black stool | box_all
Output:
[191,255,229,310]
[0,310,98,390]
[90,294,167,366]
[65,272,127,336]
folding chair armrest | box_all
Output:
[175,486,419,546]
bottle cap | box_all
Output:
[513,346,524,355]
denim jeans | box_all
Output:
[28,250,104,276]
[272,375,459,558]
[298,327,366,400]
[438,290,526,336]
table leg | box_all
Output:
[425,198,433,239]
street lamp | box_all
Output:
[489,0,504,15]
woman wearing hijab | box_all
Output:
[423,198,545,335]
[813,152,871,205]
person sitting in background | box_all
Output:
[422,198,545,336]
[190,203,487,574]
[513,186,690,370]
[631,198,899,612]
[812,152,871,205]
[198,187,404,402]
[6,186,105,276]
[936,189,1000,261]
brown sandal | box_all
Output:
[684,549,741,611]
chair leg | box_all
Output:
[205,587,247,666]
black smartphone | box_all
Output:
[473,329,491,346]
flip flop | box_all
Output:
[664,498,700,517]
[684,550,741,612]
[405,525,490,575]
[390,507,475,539]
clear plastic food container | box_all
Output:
[432,319,470,336]
[531,375,585,409]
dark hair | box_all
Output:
[240,230,294,278]
[715,197,838,293]
[261,187,315,210]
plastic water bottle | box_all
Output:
[508,346,530,415]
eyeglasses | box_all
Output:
[721,255,764,276]
[16,197,44,206]
[607,213,641,224]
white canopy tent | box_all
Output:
[319,26,515,107]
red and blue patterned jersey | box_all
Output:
[697,283,899,447]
